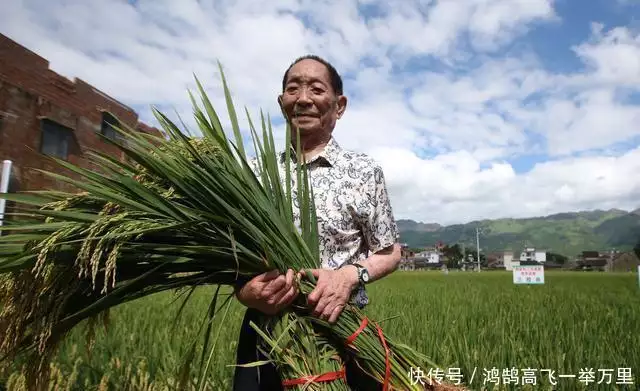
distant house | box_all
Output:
[398,257,446,271]
[486,251,516,270]
[609,252,640,272]
[520,247,547,263]
[576,251,611,271]
[414,248,441,264]
[400,243,415,259]
[413,259,445,270]
[503,251,517,270]
[398,258,415,271]
[398,244,445,271]
[459,253,480,271]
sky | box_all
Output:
[1,0,640,225]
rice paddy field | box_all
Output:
[1,270,639,391]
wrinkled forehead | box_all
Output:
[285,59,331,86]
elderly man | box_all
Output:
[233,55,401,391]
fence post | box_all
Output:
[0,160,12,235]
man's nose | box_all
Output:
[296,87,312,105]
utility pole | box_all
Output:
[0,160,12,237]
[462,242,466,270]
[476,227,480,272]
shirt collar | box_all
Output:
[280,137,342,167]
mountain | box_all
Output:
[398,209,640,257]
[396,220,441,232]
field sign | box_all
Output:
[513,265,544,284]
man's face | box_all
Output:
[279,59,347,138]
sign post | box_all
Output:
[0,160,12,235]
[513,264,545,284]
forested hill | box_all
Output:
[398,208,640,256]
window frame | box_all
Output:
[101,111,120,141]
[40,118,73,160]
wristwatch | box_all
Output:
[353,263,370,284]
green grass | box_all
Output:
[2,271,639,390]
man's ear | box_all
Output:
[336,95,348,119]
[277,95,288,118]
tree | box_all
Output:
[442,244,463,268]
[634,237,640,260]
[547,252,568,264]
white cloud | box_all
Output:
[1,0,640,225]
[372,145,640,224]
[534,89,640,155]
[572,23,640,87]
[468,0,557,51]
[366,0,556,61]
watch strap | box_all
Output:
[353,262,367,284]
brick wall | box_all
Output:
[0,33,163,195]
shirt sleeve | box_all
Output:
[362,164,400,254]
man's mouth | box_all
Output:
[294,112,317,118]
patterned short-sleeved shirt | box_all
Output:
[251,137,400,306]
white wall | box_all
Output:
[504,253,515,270]
[416,250,440,263]
[535,251,546,263]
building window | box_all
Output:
[101,111,119,141]
[40,119,73,159]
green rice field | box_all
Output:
[1,271,639,390]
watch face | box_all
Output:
[361,270,370,282]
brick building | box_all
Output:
[0,33,163,195]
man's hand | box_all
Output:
[306,266,359,324]
[235,269,299,315]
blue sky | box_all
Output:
[529,0,638,70]
[1,0,639,224]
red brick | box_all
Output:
[0,33,163,194]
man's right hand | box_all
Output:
[235,269,299,315]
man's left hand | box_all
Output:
[305,266,359,324]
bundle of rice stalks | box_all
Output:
[0,65,464,391]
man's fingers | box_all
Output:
[313,295,330,318]
[320,302,334,321]
[265,275,287,293]
[255,269,281,282]
[275,285,298,309]
[268,292,283,307]
[285,269,294,288]
[267,277,291,303]
[307,283,325,305]
[328,304,344,324]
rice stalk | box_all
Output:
[0,64,463,391]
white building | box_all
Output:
[501,251,516,271]
[415,249,440,263]
[520,247,535,262]
[520,247,546,263]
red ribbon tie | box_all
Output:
[282,367,346,388]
